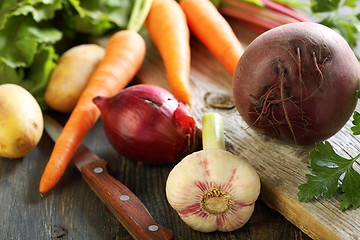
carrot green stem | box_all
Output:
[127,0,153,32]
[202,112,225,150]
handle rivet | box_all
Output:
[93,167,103,174]
[148,225,159,232]
[120,194,130,201]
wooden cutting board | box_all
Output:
[134,25,360,240]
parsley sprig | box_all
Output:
[298,94,360,211]
[298,141,360,211]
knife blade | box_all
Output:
[43,115,174,240]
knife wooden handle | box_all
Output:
[81,159,174,240]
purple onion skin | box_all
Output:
[93,84,201,164]
[233,22,360,145]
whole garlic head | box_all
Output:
[165,148,261,232]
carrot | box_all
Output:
[145,0,191,105]
[179,0,244,75]
[39,30,146,194]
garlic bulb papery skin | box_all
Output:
[165,148,261,232]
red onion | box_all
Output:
[93,84,201,164]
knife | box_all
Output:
[43,115,174,240]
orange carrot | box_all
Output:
[179,0,244,75]
[145,0,191,105]
[39,30,146,194]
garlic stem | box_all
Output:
[201,112,225,150]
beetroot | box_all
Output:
[232,22,360,145]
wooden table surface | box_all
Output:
[1,22,359,240]
[0,111,312,240]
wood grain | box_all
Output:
[136,24,360,240]
[0,23,354,240]
[0,116,312,239]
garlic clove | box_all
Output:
[166,149,261,232]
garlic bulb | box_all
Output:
[165,113,261,232]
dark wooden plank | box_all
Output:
[0,111,312,239]
[0,23,318,240]
[136,24,360,240]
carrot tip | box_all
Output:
[39,186,49,195]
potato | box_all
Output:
[45,44,105,113]
[0,84,44,158]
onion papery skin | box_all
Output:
[93,84,201,164]
[233,22,360,145]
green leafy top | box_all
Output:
[0,0,135,109]
[311,0,358,11]
[0,0,63,29]
[274,0,360,57]
[303,0,359,53]
[60,0,133,36]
